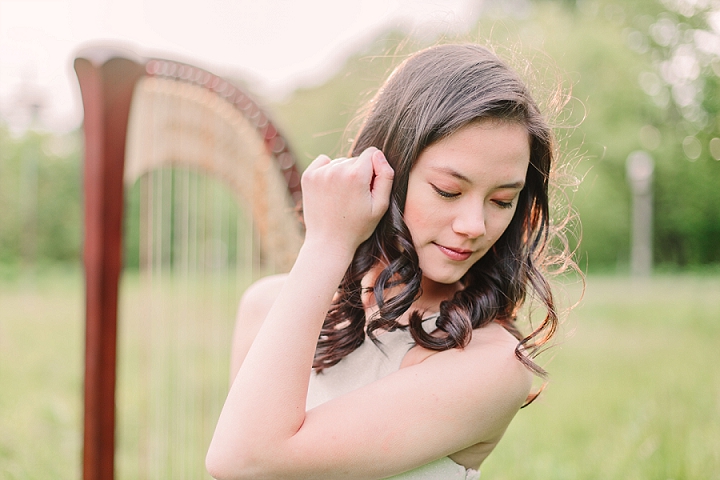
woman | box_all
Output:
[207,43,571,479]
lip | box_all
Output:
[434,243,473,261]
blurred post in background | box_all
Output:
[626,150,654,277]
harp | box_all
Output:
[75,47,304,480]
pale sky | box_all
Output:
[0,0,483,133]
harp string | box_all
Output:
[115,66,299,479]
[120,169,250,479]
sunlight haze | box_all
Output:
[0,0,481,132]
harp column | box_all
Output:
[75,52,145,480]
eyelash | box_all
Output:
[432,184,515,208]
[431,184,460,198]
[493,200,515,209]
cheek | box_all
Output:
[486,210,518,242]
[403,202,428,240]
[403,183,427,237]
[403,197,447,243]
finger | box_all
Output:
[306,154,333,172]
[370,150,394,210]
[353,147,377,177]
[328,156,353,167]
[357,147,378,163]
[370,148,392,182]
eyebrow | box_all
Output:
[497,181,526,190]
[429,166,525,189]
[430,166,472,183]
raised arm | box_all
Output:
[206,148,532,480]
[207,147,395,477]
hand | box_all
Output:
[300,147,394,253]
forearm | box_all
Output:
[208,238,354,465]
[208,148,393,479]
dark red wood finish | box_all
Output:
[75,54,145,480]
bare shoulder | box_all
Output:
[464,322,534,403]
[407,322,532,398]
[403,322,533,442]
[238,273,289,319]
[229,274,288,381]
[449,323,530,395]
[441,324,534,468]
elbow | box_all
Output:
[205,445,232,480]
[205,441,258,480]
[206,446,294,480]
[206,434,292,480]
[206,425,297,479]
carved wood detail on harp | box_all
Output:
[75,47,304,480]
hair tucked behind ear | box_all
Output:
[313,44,573,384]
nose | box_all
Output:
[452,205,486,239]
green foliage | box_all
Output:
[270,0,720,271]
[618,0,720,266]
[1,0,719,271]
[0,125,81,266]
[475,1,651,270]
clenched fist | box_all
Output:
[300,147,394,253]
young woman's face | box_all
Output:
[404,120,530,288]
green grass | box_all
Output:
[0,268,83,480]
[115,270,248,480]
[482,275,720,480]
[1,270,719,479]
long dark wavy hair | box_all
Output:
[313,43,566,379]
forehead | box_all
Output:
[414,120,531,182]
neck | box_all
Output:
[361,264,461,324]
[414,276,462,313]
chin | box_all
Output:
[421,267,469,287]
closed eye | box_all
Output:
[431,184,460,198]
[493,199,515,209]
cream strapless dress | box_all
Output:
[306,315,481,480]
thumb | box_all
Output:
[370,150,394,213]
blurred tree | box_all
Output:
[2,0,718,271]
[491,0,720,269]
[0,124,23,264]
[271,0,720,272]
[617,0,720,266]
[0,124,82,266]
[477,0,649,271]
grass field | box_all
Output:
[1,268,719,479]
